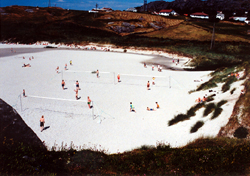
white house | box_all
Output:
[126,7,137,12]
[89,7,113,13]
[158,9,176,16]
[190,12,209,19]
[229,16,248,22]
[216,11,225,20]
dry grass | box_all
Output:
[141,21,250,43]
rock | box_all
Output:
[0,98,46,150]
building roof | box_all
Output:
[191,12,209,16]
[159,9,173,13]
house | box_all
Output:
[190,12,209,19]
[126,7,137,12]
[101,7,113,12]
[89,8,99,13]
[245,19,250,24]
[229,16,248,22]
[89,7,113,13]
[158,9,176,16]
[216,11,225,20]
[25,9,34,13]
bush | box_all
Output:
[168,114,190,126]
[211,107,223,120]
[230,87,236,94]
[203,103,216,117]
[190,121,204,133]
[187,103,205,117]
[217,100,227,107]
[206,94,216,102]
[196,81,217,91]
[234,127,249,139]
[221,76,237,93]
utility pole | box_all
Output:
[144,0,147,12]
[210,22,215,50]
[48,0,51,7]
[94,3,98,18]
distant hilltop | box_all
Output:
[137,0,250,17]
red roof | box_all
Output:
[159,9,173,13]
[191,12,209,16]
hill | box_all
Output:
[139,0,250,17]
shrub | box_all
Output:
[221,76,237,93]
[190,121,204,133]
[211,107,223,120]
[234,127,249,139]
[217,100,227,107]
[203,103,216,117]
[187,103,205,117]
[230,87,236,94]
[196,81,217,91]
[206,94,216,102]
[168,114,190,126]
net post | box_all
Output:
[92,101,94,119]
[61,69,63,80]
[169,76,171,88]
[19,94,23,111]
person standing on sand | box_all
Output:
[40,115,45,132]
[55,66,59,73]
[152,77,155,85]
[61,80,65,90]
[130,102,136,112]
[156,102,160,109]
[152,65,154,71]
[65,64,67,70]
[96,70,99,78]
[147,81,150,90]
[87,96,92,109]
[117,73,121,82]
[23,89,27,97]
[70,60,72,65]
[74,89,79,100]
[76,80,80,90]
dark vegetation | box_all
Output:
[190,121,204,133]
[234,127,249,139]
[196,66,242,91]
[1,5,250,175]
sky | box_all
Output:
[0,0,172,11]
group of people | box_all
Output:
[130,102,160,112]
[173,59,180,65]
[230,72,240,79]
[22,56,34,67]
[144,63,163,72]
[196,96,207,103]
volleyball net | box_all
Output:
[62,70,116,85]
[21,95,91,116]
[117,73,170,87]
[20,95,114,123]
[62,70,186,89]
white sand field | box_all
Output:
[0,43,245,154]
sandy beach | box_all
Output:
[0,43,245,154]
